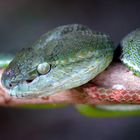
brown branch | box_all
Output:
[1,62,140,106]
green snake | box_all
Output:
[1,24,114,98]
[1,24,140,107]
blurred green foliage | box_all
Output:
[76,105,140,118]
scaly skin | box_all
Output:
[1,26,140,115]
[121,29,140,76]
[1,24,114,98]
[1,25,140,114]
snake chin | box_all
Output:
[7,75,56,98]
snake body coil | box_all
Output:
[121,29,140,77]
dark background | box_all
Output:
[0,0,140,139]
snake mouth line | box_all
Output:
[9,79,34,89]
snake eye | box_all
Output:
[37,62,51,75]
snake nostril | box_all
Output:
[8,82,17,88]
[9,83,13,88]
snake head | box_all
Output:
[1,24,114,98]
[1,47,50,97]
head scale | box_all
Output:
[2,47,48,90]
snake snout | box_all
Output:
[6,81,18,89]
[3,79,34,90]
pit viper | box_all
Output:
[1,24,140,114]
[1,24,114,98]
